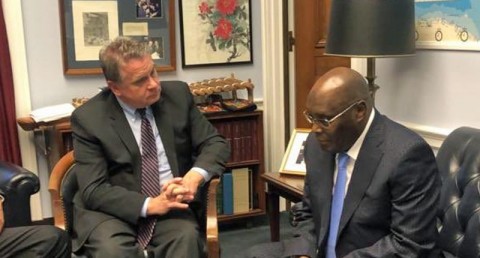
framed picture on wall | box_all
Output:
[59,0,176,75]
[178,0,253,67]
[415,0,480,50]
[279,129,311,176]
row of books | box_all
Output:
[212,119,259,163]
[216,167,256,215]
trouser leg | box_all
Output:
[84,218,145,258]
[148,209,205,258]
[0,225,71,258]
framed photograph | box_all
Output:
[279,129,311,176]
[415,0,480,50]
[178,0,253,68]
[59,0,176,75]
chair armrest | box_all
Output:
[48,151,75,230]
[0,161,40,227]
[206,177,220,258]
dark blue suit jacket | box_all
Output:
[284,111,440,258]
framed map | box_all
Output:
[415,0,480,50]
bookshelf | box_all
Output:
[32,110,265,223]
[204,111,265,222]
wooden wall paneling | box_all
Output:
[293,0,350,128]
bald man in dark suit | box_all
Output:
[247,67,440,258]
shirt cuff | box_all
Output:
[191,167,211,184]
[141,197,150,217]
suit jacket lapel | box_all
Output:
[318,153,336,246]
[151,99,179,176]
[338,113,385,235]
[108,95,142,181]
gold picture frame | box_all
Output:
[279,128,311,175]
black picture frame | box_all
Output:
[59,0,176,75]
[179,0,253,68]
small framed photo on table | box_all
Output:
[279,129,311,176]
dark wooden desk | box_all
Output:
[261,172,304,241]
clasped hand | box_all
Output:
[146,171,204,216]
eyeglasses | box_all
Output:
[303,100,363,127]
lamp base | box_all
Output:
[367,82,379,104]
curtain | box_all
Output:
[0,2,22,165]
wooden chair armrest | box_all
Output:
[206,177,220,258]
[48,151,74,230]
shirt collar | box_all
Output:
[115,97,151,120]
[345,109,375,160]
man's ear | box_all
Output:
[107,81,121,96]
[355,101,367,121]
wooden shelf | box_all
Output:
[208,111,265,221]
[226,160,261,168]
[218,208,265,223]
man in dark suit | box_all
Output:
[0,193,71,257]
[70,37,230,257]
[247,67,440,257]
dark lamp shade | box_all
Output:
[325,0,415,57]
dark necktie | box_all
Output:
[326,153,349,258]
[136,108,160,249]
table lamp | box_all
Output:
[325,0,415,102]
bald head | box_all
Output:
[307,67,371,108]
[305,67,373,153]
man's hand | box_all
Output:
[146,182,191,216]
[162,170,204,198]
[181,170,205,196]
[162,177,195,202]
[146,171,205,216]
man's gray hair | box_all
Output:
[99,37,151,82]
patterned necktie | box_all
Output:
[136,108,160,249]
[326,153,349,258]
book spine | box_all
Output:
[216,179,223,215]
[249,168,253,209]
[232,167,250,213]
[224,121,233,163]
[222,172,233,215]
[244,119,253,161]
[251,118,259,160]
[233,120,241,162]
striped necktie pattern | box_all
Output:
[136,108,160,249]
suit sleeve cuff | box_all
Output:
[191,167,211,184]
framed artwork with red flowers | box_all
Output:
[59,0,176,75]
[179,0,253,67]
